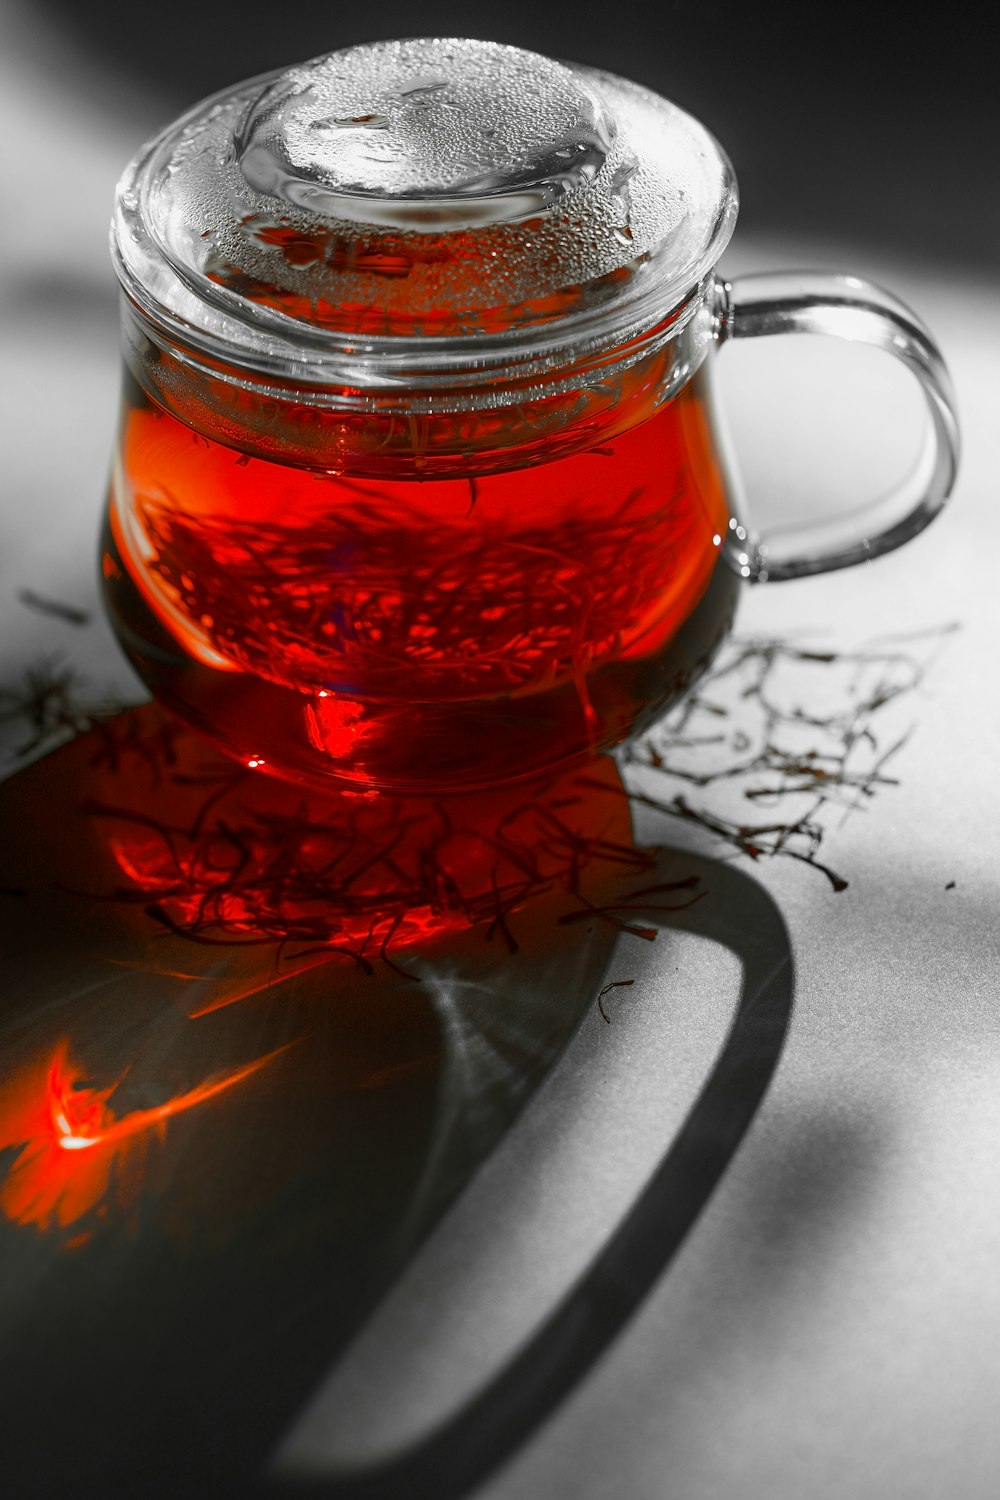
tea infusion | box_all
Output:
[104,357,734,792]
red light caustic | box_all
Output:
[0,1038,282,1239]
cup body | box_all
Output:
[103,280,740,793]
[104,43,960,794]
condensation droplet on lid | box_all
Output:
[234,39,618,230]
[395,75,449,98]
[118,36,738,342]
[310,113,391,131]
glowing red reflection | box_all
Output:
[0,1039,281,1238]
[94,763,638,993]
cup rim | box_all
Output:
[111,62,739,393]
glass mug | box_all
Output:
[103,39,959,794]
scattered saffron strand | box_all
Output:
[617,626,958,892]
[17,589,92,627]
[597,978,635,1024]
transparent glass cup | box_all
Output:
[103,44,960,795]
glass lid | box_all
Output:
[113,38,738,377]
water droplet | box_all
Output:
[395,76,448,98]
[310,113,390,131]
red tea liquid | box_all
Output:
[104,360,736,792]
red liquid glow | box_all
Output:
[105,359,734,792]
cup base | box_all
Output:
[101,510,739,796]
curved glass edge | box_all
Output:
[110,65,739,391]
[119,279,720,414]
[713,272,960,582]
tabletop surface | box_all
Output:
[2,23,999,1500]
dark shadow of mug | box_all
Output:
[270,844,794,1499]
[0,708,792,1499]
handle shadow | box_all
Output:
[275,849,794,1499]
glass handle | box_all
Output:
[716,271,960,582]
